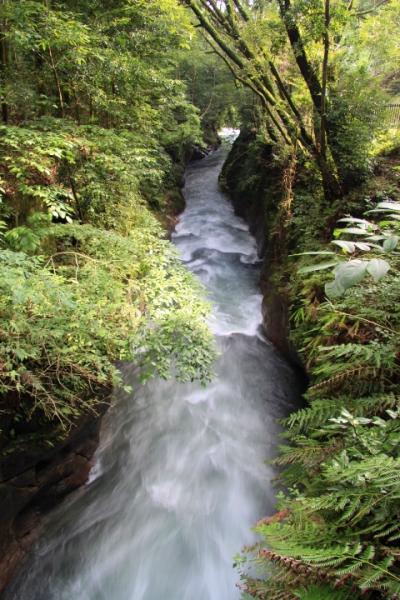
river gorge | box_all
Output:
[5,138,299,600]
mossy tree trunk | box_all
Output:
[0,0,8,124]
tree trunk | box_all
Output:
[0,1,9,124]
[315,150,342,201]
[278,0,323,116]
[48,46,65,118]
[320,0,330,158]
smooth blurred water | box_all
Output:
[5,140,299,600]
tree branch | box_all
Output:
[205,37,290,143]
[355,0,388,16]
[232,0,251,22]
[277,0,323,115]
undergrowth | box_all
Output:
[236,146,400,599]
[0,118,215,452]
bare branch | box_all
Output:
[355,0,388,16]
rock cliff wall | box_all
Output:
[220,129,301,367]
[0,402,109,593]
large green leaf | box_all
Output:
[334,260,368,290]
[376,201,400,212]
[332,240,356,253]
[383,235,399,252]
[299,260,339,274]
[338,217,374,227]
[325,279,345,298]
[334,227,370,237]
[367,258,390,281]
[354,242,372,251]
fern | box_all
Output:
[274,440,341,468]
[240,221,400,599]
[358,556,395,589]
[285,393,399,433]
[316,342,398,374]
[294,585,353,600]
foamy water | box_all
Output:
[5,139,298,600]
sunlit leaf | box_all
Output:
[334,227,371,237]
[299,261,339,274]
[367,258,390,282]
[332,240,356,253]
[334,260,368,290]
[376,201,400,212]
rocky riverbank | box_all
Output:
[0,141,214,594]
[0,400,109,592]
[220,128,301,366]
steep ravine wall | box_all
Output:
[220,129,301,368]
[0,400,109,593]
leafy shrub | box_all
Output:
[0,121,175,231]
[239,200,400,600]
[298,201,400,298]
[0,217,214,441]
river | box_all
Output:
[5,136,298,600]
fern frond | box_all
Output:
[308,366,382,396]
[286,393,400,434]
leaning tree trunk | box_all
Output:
[0,0,9,124]
[314,149,342,201]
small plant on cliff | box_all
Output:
[298,201,400,298]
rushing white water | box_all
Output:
[5,140,298,600]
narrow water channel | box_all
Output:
[5,138,298,600]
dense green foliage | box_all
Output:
[298,202,400,297]
[0,223,213,427]
[177,34,251,144]
[225,128,400,600]
[0,0,229,449]
[197,3,400,598]
[249,270,400,598]
[227,132,400,600]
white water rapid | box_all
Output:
[5,138,298,600]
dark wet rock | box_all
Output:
[221,129,305,376]
[0,403,109,594]
[190,145,210,161]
